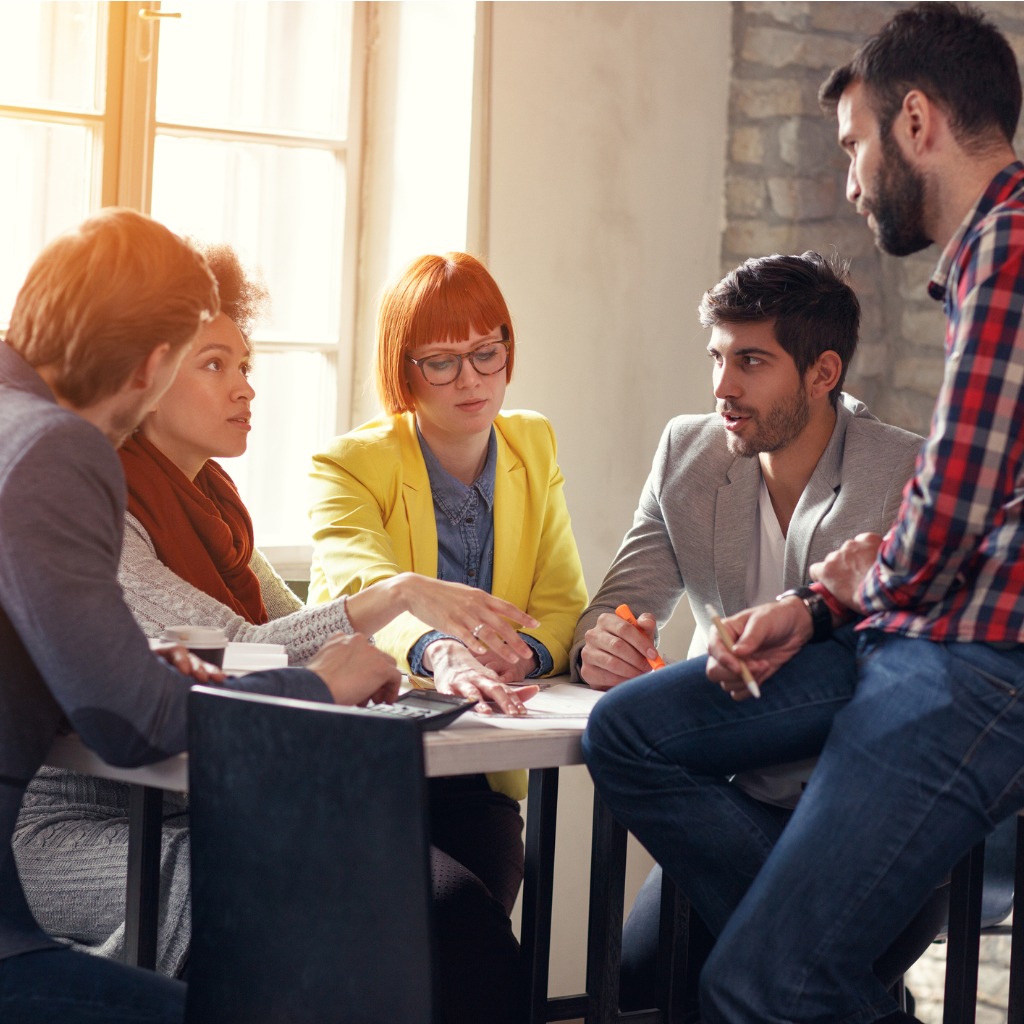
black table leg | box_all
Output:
[943,841,984,1024]
[124,783,163,970]
[585,790,628,1024]
[522,767,560,1024]
[656,874,705,1024]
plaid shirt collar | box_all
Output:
[928,160,1024,303]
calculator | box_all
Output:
[364,690,478,730]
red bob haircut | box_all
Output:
[374,252,515,414]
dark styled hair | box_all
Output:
[819,2,1021,147]
[698,252,860,407]
[191,242,269,342]
[7,208,218,407]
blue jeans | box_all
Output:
[583,626,1024,1024]
[0,947,185,1023]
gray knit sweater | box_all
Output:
[118,512,354,663]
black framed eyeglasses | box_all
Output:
[405,333,511,387]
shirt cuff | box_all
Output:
[409,631,464,677]
[521,634,552,678]
[409,631,551,679]
[808,581,857,625]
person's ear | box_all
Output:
[807,350,842,400]
[897,89,936,156]
[133,342,173,391]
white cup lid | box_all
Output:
[159,625,228,647]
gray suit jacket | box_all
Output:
[571,396,922,672]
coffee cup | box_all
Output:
[159,626,229,668]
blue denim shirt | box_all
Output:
[409,427,551,678]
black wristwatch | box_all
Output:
[776,585,833,643]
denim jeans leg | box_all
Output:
[0,947,186,1024]
[700,632,1024,1024]
[583,625,860,935]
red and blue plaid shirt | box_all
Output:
[858,161,1024,642]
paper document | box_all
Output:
[466,682,603,730]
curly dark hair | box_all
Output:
[191,242,269,341]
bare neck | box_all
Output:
[417,421,491,485]
[927,145,1017,250]
[758,402,837,537]
[36,366,124,447]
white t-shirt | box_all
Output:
[729,476,817,810]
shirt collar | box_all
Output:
[928,160,1024,302]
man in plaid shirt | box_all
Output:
[584,5,1024,1023]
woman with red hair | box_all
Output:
[308,251,587,1023]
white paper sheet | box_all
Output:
[459,682,603,730]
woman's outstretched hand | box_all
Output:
[397,574,538,665]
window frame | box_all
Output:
[0,0,371,569]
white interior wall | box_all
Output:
[481,1,732,996]
[355,0,732,997]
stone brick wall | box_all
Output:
[723,3,1024,1015]
[724,1,1024,436]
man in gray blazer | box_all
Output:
[574,251,920,689]
[571,251,922,1009]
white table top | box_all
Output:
[44,654,602,792]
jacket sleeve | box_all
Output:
[877,433,919,534]
[570,419,685,679]
[308,435,432,672]
[0,421,328,768]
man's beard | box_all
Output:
[107,393,154,447]
[865,132,932,257]
[723,386,811,458]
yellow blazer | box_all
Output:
[307,410,587,797]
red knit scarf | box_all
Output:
[119,435,268,625]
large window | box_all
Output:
[0,1,482,575]
[0,1,363,569]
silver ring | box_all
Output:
[472,623,485,639]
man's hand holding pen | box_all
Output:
[706,599,813,700]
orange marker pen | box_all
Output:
[615,604,666,670]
